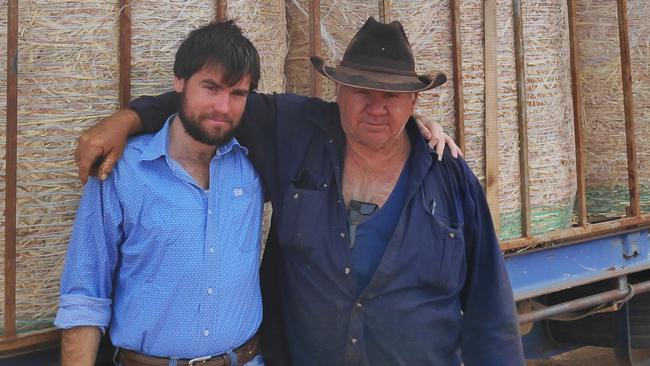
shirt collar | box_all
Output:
[140,114,248,162]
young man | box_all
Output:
[55,21,264,366]
[75,18,521,366]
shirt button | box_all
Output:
[208,209,212,215]
[207,287,214,295]
[203,330,210,337]
[449,232,456,238]
[340,232,346,239]
[351,337,358,344]
[344,267,351,275]
[329,138,334,144]
[356,302,363,308]
[209,246,215,253]
[293,192,300,199]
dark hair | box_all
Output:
[173,19,261,91]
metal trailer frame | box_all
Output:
[3,0,649,361]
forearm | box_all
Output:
[129,91,179,133]
[111,107,143,137]
[61,326,102,366]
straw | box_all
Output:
[576,0,650,219]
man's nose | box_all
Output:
[212,94,230,114]
[366,97,387,116]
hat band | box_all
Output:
[340,60,418,77]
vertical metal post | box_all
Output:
[616,0,640,217]
[512,0,531,237]
[216,0,227,21]
[119,0,132,108]
[379,0,390,23]
[5,0,19,338]
[450,0,465,152]
[309,0,322,98]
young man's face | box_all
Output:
[336,84,417,150]
[173,65,251,146]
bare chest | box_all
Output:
[342,164,403,208]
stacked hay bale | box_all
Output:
[456,0,524,239]
[577,0,650,218]
[130,2,215,98]
[520,1,576,236]
[11,0,120,333]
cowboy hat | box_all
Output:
[310,17,446,93]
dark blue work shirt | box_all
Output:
[131,92,524,366]
[351,159,410,294]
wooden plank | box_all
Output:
[484,0,500,230]
[512,0,531,237]
[616,0,640,217]
[0,329,60,355]
[5,0,18,339]
[309,0,322,98]
[501,214,650,251]
[450,0,465,152]
[118,0,132,109]
[567,0,588,226]
[378,0,390,23]
[216,0,227,21]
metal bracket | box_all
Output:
[622,232,641,258]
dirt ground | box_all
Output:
[527,346,650,366]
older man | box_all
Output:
[76,17,523,366]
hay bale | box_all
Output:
[349,1,573,240]
[131,0,287,97]
[520,1,576,236]
[9,0,120,333]
[285,0,378,99]
[130,1,215,98]
[577,0,650,218]
[228,0,288,93]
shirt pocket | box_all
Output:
[418,194,467,293]
[222,176,264,253]
[278,169,331,254]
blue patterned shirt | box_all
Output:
[54,115,263,358]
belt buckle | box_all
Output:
[188,355,212,365]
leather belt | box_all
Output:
[119,333,259,366]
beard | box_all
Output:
[177,92,240,147]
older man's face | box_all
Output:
[337,85,417,150]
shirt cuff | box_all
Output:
[54,294,112,330]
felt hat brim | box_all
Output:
[310,56,447,93]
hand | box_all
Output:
[75,108,141,184]
[414,115,463,161]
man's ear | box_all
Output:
[173,77,185,93]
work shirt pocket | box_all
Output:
[278,169,332,255]
[418,190,467,293]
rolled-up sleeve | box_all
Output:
[54,175,123,330]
